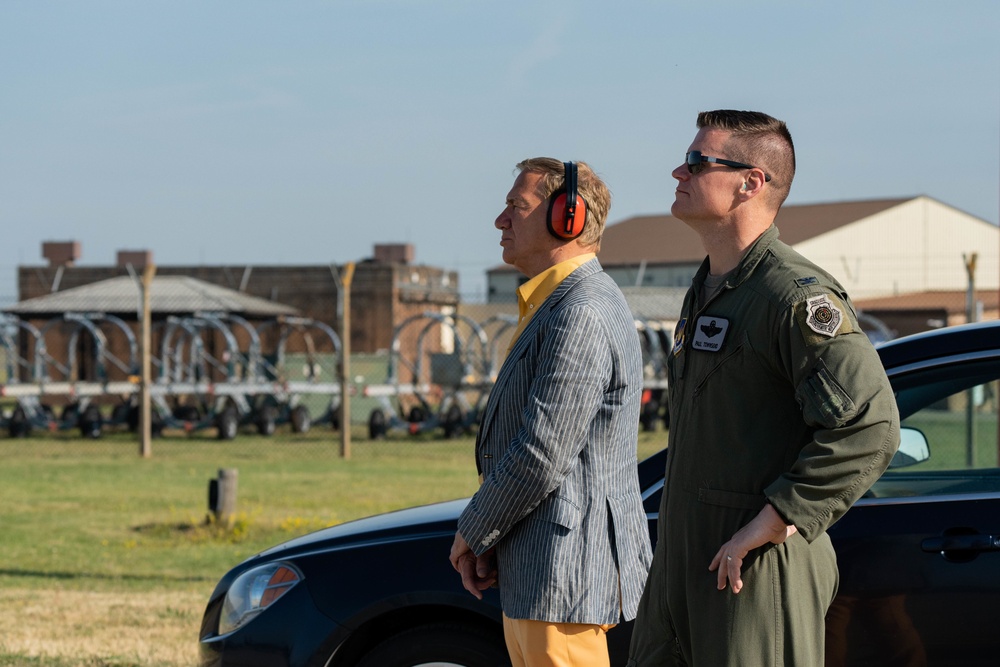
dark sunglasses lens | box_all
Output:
[686,151,703,174]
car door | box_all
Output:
[825,354,1000,666]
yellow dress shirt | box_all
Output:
[505,253,596,353]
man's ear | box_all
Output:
[740,169,767,198]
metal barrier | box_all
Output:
[0,312,341,440]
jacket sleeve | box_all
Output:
[457,301,611,556]
[764,291,900,542]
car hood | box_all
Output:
[255,497,471,559]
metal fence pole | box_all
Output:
[140,264,156,458]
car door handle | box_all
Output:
[921,534,1000,553]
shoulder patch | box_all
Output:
[794,293,856,344]
[795,277,819,287]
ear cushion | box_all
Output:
[547,192,588,240]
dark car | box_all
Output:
[199,320,1000,667]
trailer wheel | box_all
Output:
[80,405,103,439]
[216,408,239,441]
[443,404,465,439]
[8,405,31,438]
[111,403,130,427]
[290,405,311,434]
[61,403,80,426]
[368,408,387,440]
[256,405,277,436]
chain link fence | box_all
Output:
[0,254,996,455]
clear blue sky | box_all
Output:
[2,1,998,302]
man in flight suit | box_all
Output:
[627,110,900,666]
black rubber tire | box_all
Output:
[216,408,239,441]
[290,405,311,434]
[80,405,103,439]
[61,403,80,426]
[355,622,508,667]
[443,404,465,439]
[8,405,32,438]
[110,403,130,426]
[368,409,386,440]
[256,405,277,436]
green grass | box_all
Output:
[0,428,669,665]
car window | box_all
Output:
[870,359,1000,499]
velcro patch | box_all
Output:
[794,293,856,345]
[692,316,729,352]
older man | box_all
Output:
[450,158,652,667]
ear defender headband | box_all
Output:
[546,161,589,241]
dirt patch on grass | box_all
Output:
[0,588,203,666]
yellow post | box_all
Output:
[339,262,355,460]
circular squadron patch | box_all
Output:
[805,294,843,337]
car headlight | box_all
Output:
[218,562,303,636]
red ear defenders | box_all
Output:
[546,161,588,241]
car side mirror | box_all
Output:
[888,427,930,469]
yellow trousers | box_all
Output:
[502,613,615,667]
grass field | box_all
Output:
[0,429,668,667]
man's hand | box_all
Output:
[449,532,497,599]
[708,503,797,594]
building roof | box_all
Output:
[4,275,299,317]
[855,289,999,316]
[596,197,912,267]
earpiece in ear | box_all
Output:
[741,182,748,191]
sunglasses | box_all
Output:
[686,151,772,182]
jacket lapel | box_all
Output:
[476,258,603,448]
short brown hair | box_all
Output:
[697,110,795,209]
[516,157,612,250]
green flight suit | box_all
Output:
[628,225,900,666]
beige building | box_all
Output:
[487,196,999,334]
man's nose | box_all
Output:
[671,164,688,181]
[495,208,511,229]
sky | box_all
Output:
[1,1,998,304]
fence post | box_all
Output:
[209,468,239,526]
[332,263,355,460]
[140,264,156,458]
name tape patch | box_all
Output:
[692,316,729,352]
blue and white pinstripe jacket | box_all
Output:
[457,258,652,625]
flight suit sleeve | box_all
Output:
[764,291,900,542]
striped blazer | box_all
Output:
[457,258,652,624]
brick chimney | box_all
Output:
[42,241,82,267]
[373,243,415,264]
[117,249,154,269]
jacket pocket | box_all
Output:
[532,495,582,531]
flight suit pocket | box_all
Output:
[692,486,766,512]
[795,358,859,428]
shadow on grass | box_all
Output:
[0,568,214,583]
